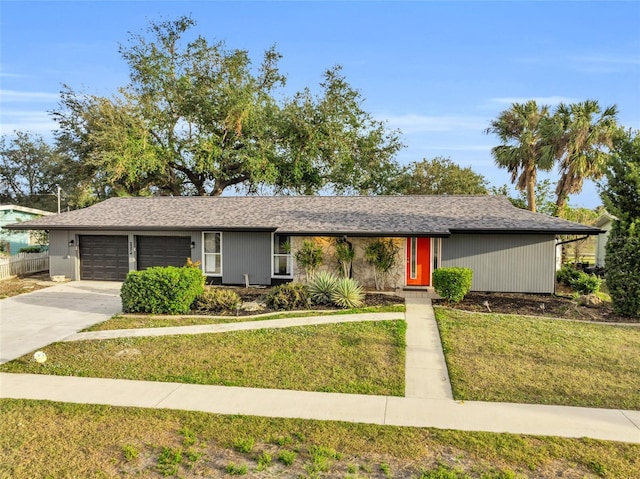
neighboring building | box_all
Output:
[595,212,616,268]
[0,205,54,255]
[6,195,602,293]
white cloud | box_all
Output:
[0,72,27,78]
[0,89,59,102]
[490,96,579,106]
[0,110,57,136]
[382,114,487,133]
[574,55,640,66]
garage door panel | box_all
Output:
[79,235,129,281]
[137,236,191,270]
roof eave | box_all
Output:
[449,228,603,235]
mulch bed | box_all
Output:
[205,286,405,316]
[433,291,640,323]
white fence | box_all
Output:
[0,251,50,280]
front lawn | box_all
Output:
[2,399,638,478]
[0,321,406,396]
[435,308,640,409]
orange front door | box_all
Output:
[406,237,431,286]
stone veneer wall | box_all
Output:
[291,236,406,290]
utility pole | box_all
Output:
[57,186,61,214]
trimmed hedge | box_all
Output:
[121,266,205,314]
[432,267,473,303]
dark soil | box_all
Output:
[205,286,405,316]
[433,288,640,324]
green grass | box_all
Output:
[1,399,638,478]
[0,321,406,396]
[83,304,406,331]
[435,308,640,409]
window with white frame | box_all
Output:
[272,234,292,277]
[203,232,221,275]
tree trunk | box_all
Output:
[526,176,537,212]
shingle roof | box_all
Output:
[6,195,602,236]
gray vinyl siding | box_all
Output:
[48,230,75,279]
[441,234,556,294]
[222,231,272,285]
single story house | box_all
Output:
[0,205,53,255]
[595,212,616,268]
[7,195,601,294]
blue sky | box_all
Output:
[1,1,639,208]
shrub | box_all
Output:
[432,267,473,303]
[365,239,399,290]
[18,245,45,253]
[556,265,581,286]
[308,271,339,305]
[121,266,205,314]
[264,282,310,310]
[334,238,355,278]
[294,240,324,281]
[570,271,602,295]
[605,233,640,317]
[192,287,241,314]
[330,277,364,308]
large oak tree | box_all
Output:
[53,17,403,198]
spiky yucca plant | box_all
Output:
[330,278,364,309]
[308,271,339,305]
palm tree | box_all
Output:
[548,100,618,211]
[485,101,555,212]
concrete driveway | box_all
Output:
[0,281,122,364]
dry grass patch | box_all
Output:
[83,304,405,331]
[0,274,52,299]
[435,308,640,409]
[0,321,406,396]
[2,399,638,478]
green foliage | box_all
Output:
[225,462,248,475]
[432,267,473,303]
[120,266,205,314]
[605,233,640,317]
[485,100,554,212]
[191,288,241,314]
[257,451,272,470]
[233,437,254,453]
[330,278,364,309]
[264,282,310,310]
[394,157,488,195]
[277,450,297,466]
[122,444,139,462]
[556,265,581,286]
[570,272,602,295]
[53,17,403,200]
[295,240,324,281]
[334,238,355,278]
[17,245,45,253]
[157,446,182,476]
[602,129,640,317]
[308,271,339,305]
[365,239,399,290]
[0,131,73,211]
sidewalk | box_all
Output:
[1,297,638,444]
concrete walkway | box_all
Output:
[404,297,452,399]
[64,312,405,342]
[1,292,638,444]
